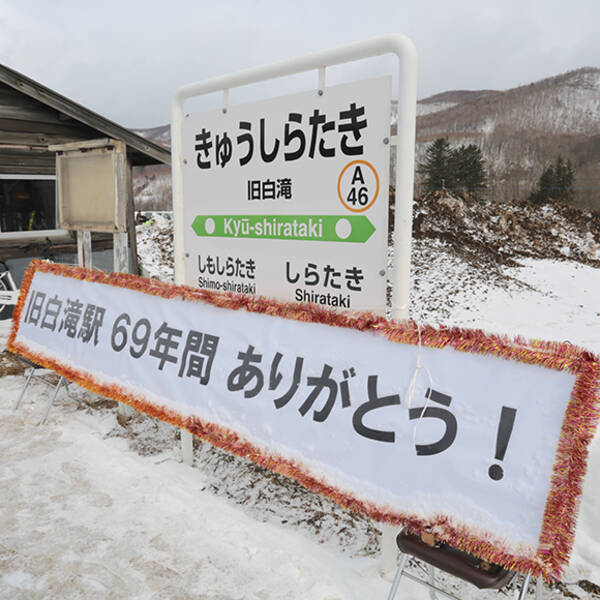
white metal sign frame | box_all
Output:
[171,34,417,321]
[171,34,417,575]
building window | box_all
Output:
[0,177,56,233]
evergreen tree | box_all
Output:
[531,164,555,204]
[417,138,453,193]
[418,138,488,199]
[451,144,488,197]
[554,156,574,203]
[528,155,575,204]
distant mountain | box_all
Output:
[132,124,170,148]
[416,90,498,117]
[421,89,499,105]
[414,68,600,208]
[133,67,600,210]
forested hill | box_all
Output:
[134,67,600,211]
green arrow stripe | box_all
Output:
[191,215,375,243]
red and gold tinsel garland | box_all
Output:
[8,260,600,581]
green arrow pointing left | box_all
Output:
[191,214,375,243]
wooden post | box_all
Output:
[77,231,92,269]
[112,141,131,277]
[114,146,136,420]
[126,159,139,275]
[113,232,129,272]
[114,237,135,421]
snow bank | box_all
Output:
[0,389,391,600]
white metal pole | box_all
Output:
[171,74,194,465]
[517,573,532,600]
[386,552,408,600]
[381,522,401,578]
[13,366,35,410]
[391,38,418,322]
[39,376,64,426]
[170,32,418,544]
[383,36,418,575]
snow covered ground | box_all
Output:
[1,210,600,598]
[0,365,392,600]
[411,242,600,355]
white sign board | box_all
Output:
[181,77,391,313]
[10,261,600,580]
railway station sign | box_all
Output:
[181,76,392,313]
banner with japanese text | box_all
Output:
[8,261,600,581]
[181,76,391,313]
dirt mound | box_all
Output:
[411,191,600,268]
[136,213,174,281]
[0,350,28,377]
[136,195,600,276]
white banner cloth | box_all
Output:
[10,262,599,579]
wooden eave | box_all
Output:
[0,63,170,170]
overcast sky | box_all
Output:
[0,0,598,129]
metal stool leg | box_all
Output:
[62,378,76,402]
[535,577,544,599]
[39,376,64,426]
[428,563,438,600]
[517,573,532,600]
[13,366,36,410]
[63,380,82,405]
[387,553,409,600]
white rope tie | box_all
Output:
[405,319,434,446]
